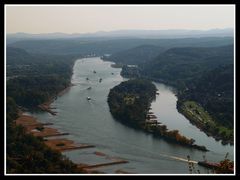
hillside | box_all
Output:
[103,45,165,65]
[7,47,79,108]
[118,45,234,143]
[140,45,233,85]
[6,47,84,173]
[178,64,234,128]
[7,97,80,173]
[8,37,233,56]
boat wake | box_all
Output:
[168,155,198,164]
[157,153,197,164]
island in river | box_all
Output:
[107,78,207,151]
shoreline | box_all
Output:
[177,101,233,146]
[141,110,208,151]
[17,81,130,173]
[23,59,131,173]
[15,112,93,153]
[16,112,130,173]
[121,72,233,146]
[108,79,208,152]
[38,83,74,115]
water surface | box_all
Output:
[32,57,233,174]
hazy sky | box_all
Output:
[6,5,235,34]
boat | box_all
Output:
[87,87,92,90]
[99,78,102,82]
[93,70,96,73]
[87,97,91,100]
[198,161,234,173]
[198,161,220,169]
[86,77,89,80]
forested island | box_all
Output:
[107,45,234,145]
[108,79,207,151]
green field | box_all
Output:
[181,101,233,141]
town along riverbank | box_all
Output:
[107,79,207,151]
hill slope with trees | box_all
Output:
[6,47,82,173]
[113,44,234,144]
[8,37,233,56]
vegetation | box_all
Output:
[6,47,82,173]
[7,47,79,108]
[108,79,157,127]
[111,44,234,144]
[140,45,233,84]
[108,79,207,151]
[215,158,234,173]
[8,37,233,56]
[178,64,233,129]
[120,65,140,78]
[6,98,80,173]
[104,45,165,65]
[178,101,233,145]
[187,154,234,174]
[177,64,233,144]
[6,36,234,172]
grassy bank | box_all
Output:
[177,100,233,145]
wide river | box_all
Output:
[32,57,234,174]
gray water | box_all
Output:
[32,57,234,174]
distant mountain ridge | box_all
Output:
[7,28,233,44]
[7,36,233,56]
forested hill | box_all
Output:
[178,64,234,128]
[7,47,79,108]
[103,45,166,65]
[6,47,82,173]
[7,47,32,65]
[117,44,234,143]
[7,97,80,173]
[140,45,233,84]
[8,37,233,55]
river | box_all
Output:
[31,57,234,174]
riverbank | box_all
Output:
[38,83,74,115]
[120,67,233,146]
[15,112,131,173]
[15,71,130,173]
[12,58,134,174]
[177,100,233,146]
[108,79,208,152]
[16,112,95,152]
